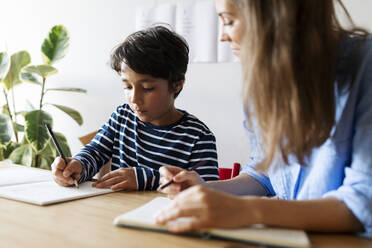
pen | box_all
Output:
[45,123,79,188]
[159,160,208,190]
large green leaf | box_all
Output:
[24,110,53,151]
[0,144,4,160]
[2,51,31,90]
[46,87,87,93]
[9,144,33,166]
[0,113,13,144]
[50,104,83,125]
[23,65,57,79]
[2,141,20,159]
[0,51,10,80]
[54,131,71,157]
[39,139,57,157]
[41,25,69,65]
[39,132,71,165]
[21,72,41,85]
[39,155,54,170]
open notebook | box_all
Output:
[114,197,310,248]
[0,164,113,205]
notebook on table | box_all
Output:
[113,197,310,248]
[0,163,113,205]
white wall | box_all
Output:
[1,0,371,168]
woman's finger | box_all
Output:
[159,166,183,178]
[168,217,202,233]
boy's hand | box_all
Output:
[92,168,137,191]
[51,157,83,187]
[158,166,205,199]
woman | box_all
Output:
[155,0,372,238]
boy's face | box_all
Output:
[120,64,182,126]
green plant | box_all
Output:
[0,25,86,169]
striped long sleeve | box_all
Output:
[74,104,219,190]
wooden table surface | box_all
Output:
[0,164,371,248]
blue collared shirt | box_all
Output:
[241,35,372,238]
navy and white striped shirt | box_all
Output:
[74,104,219,190]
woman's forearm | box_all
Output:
[244,196,364,233]
[206,174,267,196]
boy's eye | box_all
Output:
[143,87,154,92]
[123,85,132,90]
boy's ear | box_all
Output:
[173,80,184,93]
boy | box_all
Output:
[51,26,219,190]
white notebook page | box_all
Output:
[0,181,113,205]
[0,167,53,187]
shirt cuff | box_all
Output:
[241,165,276,197]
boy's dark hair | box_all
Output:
[111,25,189,98]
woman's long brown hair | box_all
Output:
[235,0,368,170]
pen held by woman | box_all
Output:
[158,161,207,191]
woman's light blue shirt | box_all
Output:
[241,35,372,238]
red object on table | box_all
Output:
[218,168,232,180]
[232,163,241,177]
[219,163,241,180]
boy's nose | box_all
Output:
[131,89,143,105]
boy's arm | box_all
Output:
[133,167,160,190]
[189,133,219,181]
[73,109,119,183]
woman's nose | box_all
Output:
[220,30,230,42]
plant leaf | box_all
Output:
[39,139,57,157]
[0,113,13,144]
[46,87,87,93]
[24,65,57,78]
[0,51,10,80]
[2,141,20,159]
[2,51,31,90]
[24,110,53,151]
[41,25,69,65]
[9,144,33,166]
[50,104,83,125]
[39,155,54,170]
[14,122,24,132]
[2,104,11,117]
[21,72,42,85]
[54,131,72,157]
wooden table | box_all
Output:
[0,163,371,247]
[0,192,371,248]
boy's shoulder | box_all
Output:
[178,110,214,136]
[114,103,133,116]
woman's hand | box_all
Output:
[155,185,259,233]
[92,168,137,191]
[158,166,205,199]
[51,157,83,187]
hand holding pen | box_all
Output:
[158,161,207,199]
[45,123,80,188]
